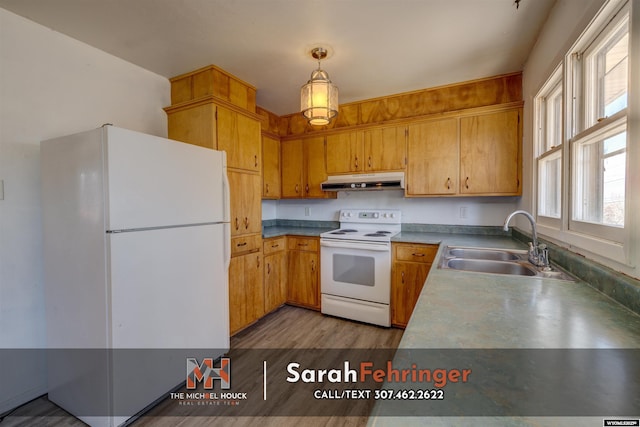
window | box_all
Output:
[533,0,635,265]
[570,3,628,241]
[535,65,563,222]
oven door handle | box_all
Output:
[320,240,390,252]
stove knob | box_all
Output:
[373,213,379,218]
[351,183,356,188]
[361,183,366,188]
[347,212,352,217]
[390,213,396,218]
[383,213,388,218]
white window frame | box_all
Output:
[534,0,639,271]
[534,64,564,230]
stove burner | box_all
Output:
[376,231,392,234]
[338,229,358,232]
[330,231,346,235]
[364,233,388,237]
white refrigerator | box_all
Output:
[41,125,231,426]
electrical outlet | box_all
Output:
[0,180,4,200]
[459,206,468,219]
[304,207,310,217]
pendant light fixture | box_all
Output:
[300,47,339,126]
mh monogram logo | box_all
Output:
[186,357,230,390]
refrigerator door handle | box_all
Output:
[223,222,231,272]
[222,153,231,224]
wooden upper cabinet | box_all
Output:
[166,102,216,149]
[325,126,406,174]
[217,105,261,173]
[262,134,281,199]
[460,109,521,195]
[280,139,304,198]
[407,118,459,196]
[325,131,362,174]
[304,136,331,198]
[281,136,334,199]
[363,125,406,172]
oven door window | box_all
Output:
[333,254,375,286]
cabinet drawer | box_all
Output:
[263,237,286,255]
[394,244,438,263]
[287,236,319,252]
[231,234,262,256]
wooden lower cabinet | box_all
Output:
[229,250,264,335]
[286,237,320,310]
[391,243,438,328]
[263,237,287,314]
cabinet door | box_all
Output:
[229,252,264,335]
[167,103,216,149]
[264,250,287,313]
[363,126,406,172]
[228,255,247,334]
[217,105,261,173]
[325,131,362,174]
[281,139,304,198]
[460,109,521,195]
[407,118,459,195]
[228,171,262,236]
[246,252,265,325]
[304,136,330,198]
[391,261,431,328]
[287,250,319,309]
[262,134,281,199]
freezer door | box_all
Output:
[105,126,227,231]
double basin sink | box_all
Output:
[439,246,574,281]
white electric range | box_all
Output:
[319,209,402,327]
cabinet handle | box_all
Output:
[267,263,271,274]
[257,256,260,268]
[305,184,309,193]
[354,156,359,169]
[368,156,372,168]
[401,271,405,284]
[446,177,451,190]
[254,155,258,168]
[295,184,299,194]
[271,244,279,248]
[235,217,239,230]
[412,253,425,257]
[265,183,269,194]
[311,260,315,272]
[244,217,249,229]
[465,177,469,189]
[298,243,309,247]
[236,242,247,247]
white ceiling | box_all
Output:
[0,0,556,115]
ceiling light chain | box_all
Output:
[300,47,339,126]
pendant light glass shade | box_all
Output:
[301,48,338,126]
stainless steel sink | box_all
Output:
[439,245,575,281]
[446,258,537,276]
[447,247,520,261]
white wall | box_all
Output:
[0,8,170,412]
[270,192,519,226]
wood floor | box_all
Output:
[2,306,404,427]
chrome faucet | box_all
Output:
[503,210,550,269]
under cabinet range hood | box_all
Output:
[321,172,405,191]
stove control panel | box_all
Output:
[339,209,401,224]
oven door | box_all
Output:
[320,239,391,304]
